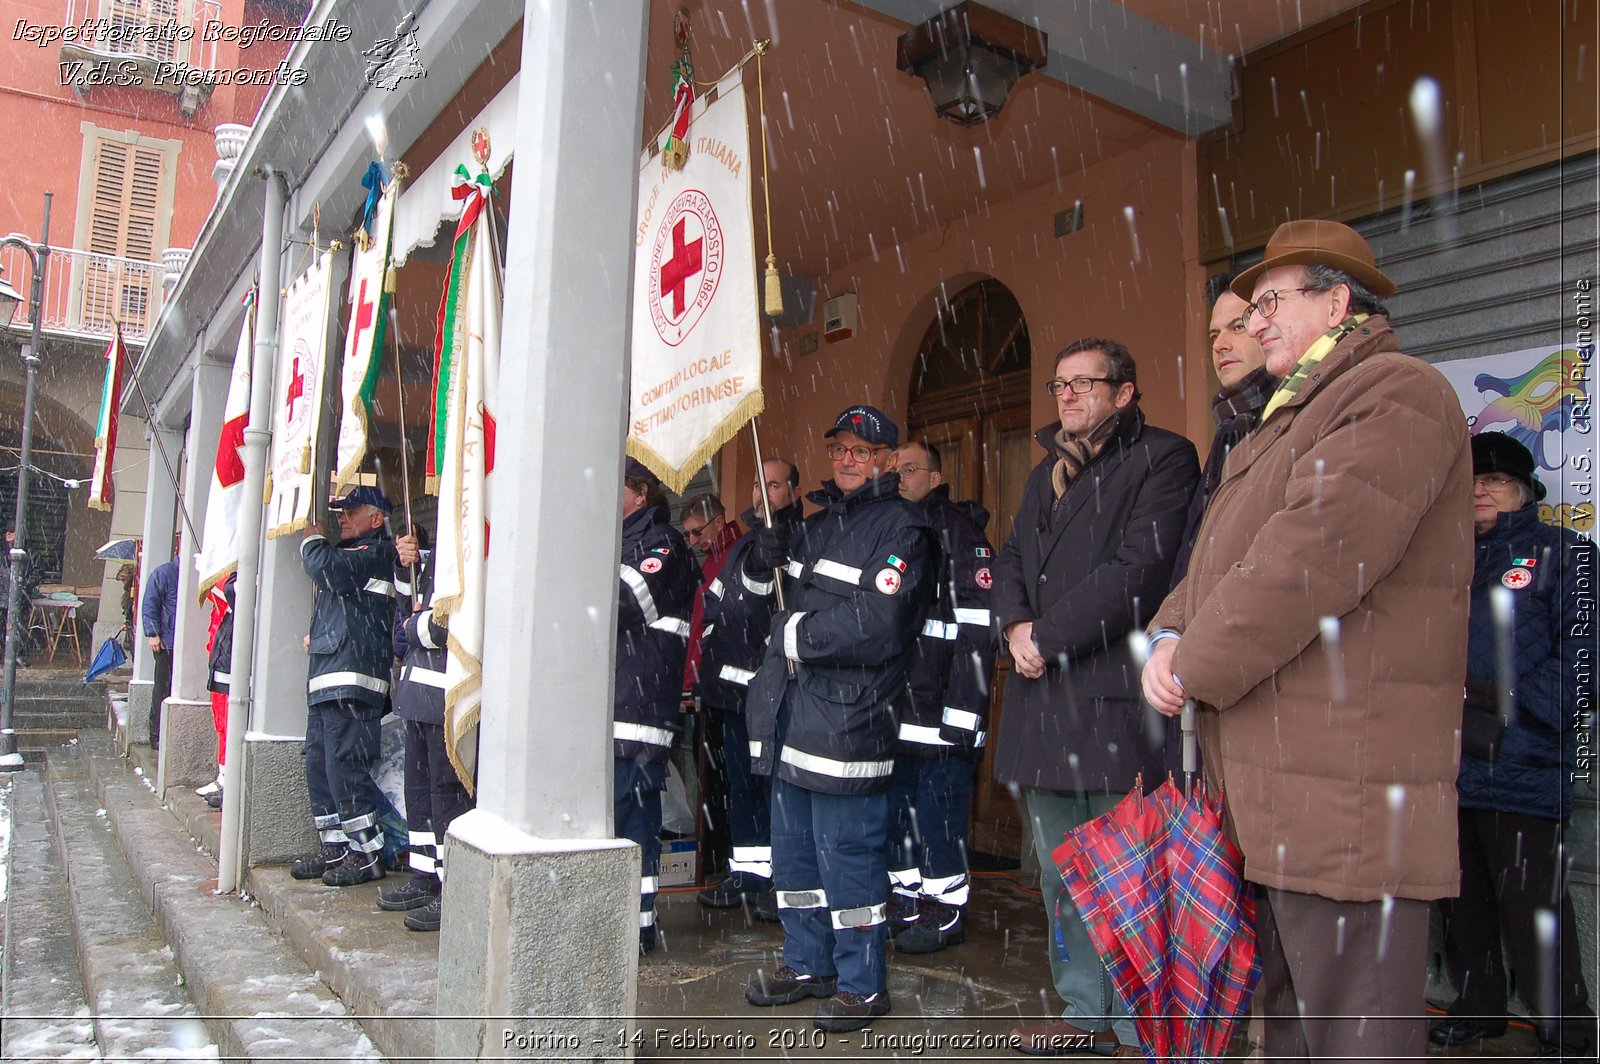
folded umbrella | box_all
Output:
[84,629,128,683]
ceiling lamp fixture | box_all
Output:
[896,1,1048,127]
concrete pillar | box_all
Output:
[129,424,182,748]
[92,417,150,650]
[159,359,229,794]
[436,3,648,1060]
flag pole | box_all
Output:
[388,301,418,608]
[747,415,792,678]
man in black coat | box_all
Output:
[885,439,996,955]
[292,486,399,887]
[741,405,936,1033]
[992,339,1199,1056]
[694,458,804,921]
[616,458,699,953]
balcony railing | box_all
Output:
[60,0,222,71]
[0,244,163,344]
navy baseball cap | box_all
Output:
[328,485,394,513]
[624,457,661,487]
[824,405,898,448]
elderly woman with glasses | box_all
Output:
[1431,431,1596,1061]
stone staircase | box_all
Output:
[8,663,119,754]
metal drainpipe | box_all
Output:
[217,167,285,894]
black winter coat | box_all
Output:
[303,528,399,709]
[1460,503,1596,821]
[992,409,1199,792]
[745,475,936,795]
[393,552,448,726]
[694,502,805,711]
[615,504,698,764]
[902,487,997,758]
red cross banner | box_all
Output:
[196,290,255,600]
[86,326,127,512]
[266,251,334,538]
[628,74,763,492]
[333,177,396,495]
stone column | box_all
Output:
[129,425,182,749]
[159,358,229,794]
[436,3,649,1060]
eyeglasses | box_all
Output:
[1243,287,1317,325]
[897,464,926,477]
[1045,376,1115,396]
[1473,473,1521,492]
[683,518,720,541]
[826,443,888,464]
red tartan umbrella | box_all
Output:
[1053,776,1260,1063]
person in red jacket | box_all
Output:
[681,493,742,691]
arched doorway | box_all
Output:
[906,278,1035,857]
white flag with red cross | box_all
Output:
[196,290,255,601]
[429,154,500,792]
[627,73,763,492]
[333,179,395,496]
[266,252,334,538]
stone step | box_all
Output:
[71,734,384,1061]
[42,747,213,1060]
[1,770,100,1061]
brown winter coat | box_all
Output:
[1151,317,1473,903]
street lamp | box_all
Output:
[0,191,53,771]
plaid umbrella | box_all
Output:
[1053,778,1259,1063]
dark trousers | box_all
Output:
[304,699,383,851]
[697,706,732,874]
[150,649,173,748]
[772,775,890,996]
[615,757,665,935]
[400,718,475,881]
[719,700,772,881]
[1256,885,1430,1063]
[1439,807,1596,1053]
[887,752,975,905]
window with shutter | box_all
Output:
[81,135,166,333]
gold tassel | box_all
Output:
[763,253,783,317]
[384,266,397,294]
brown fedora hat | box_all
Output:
[1231,219,1396,301]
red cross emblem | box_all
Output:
[471,126,491,168]
[1501,566,1532,590]
[216,410,247,488]
[283,339,317,433]
[874,568,902,595]
[351,277,377,352]
[648,189,723,346]
[974,567,992,589]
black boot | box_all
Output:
[322,847,385,886]
[893,899,965,954]
[378,875,441,911]
[290,843,346,880]
[404,895,442,932]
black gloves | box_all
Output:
[1461,676,1506,761]
[744,522,791,577]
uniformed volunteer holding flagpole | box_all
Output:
[741,406,936,1032]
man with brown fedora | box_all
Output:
[1142,219,1474,1062]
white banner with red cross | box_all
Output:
[195,290,255,600]
[333,182,396,496]
[266,251,334,538]
[627,74,763,493]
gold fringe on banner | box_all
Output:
[627,388,765,496]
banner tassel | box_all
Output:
[756,40,782,318]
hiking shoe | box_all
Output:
[1428,1018,1508,1046]
[404,896,442,932]
[893,900,965,954]
[698,873,770,909]
[813,990,890,1032]
[744,965,838,1006]
[378,875,441,911]
[322,851,385,887]
[195,778,221,797]
[886,893,920,938]
[204,789,223,810]
[750,887,780,923]
[290,844,345,880]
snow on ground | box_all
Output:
[1,773,11,905]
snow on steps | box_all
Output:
[49,737,383,1061]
